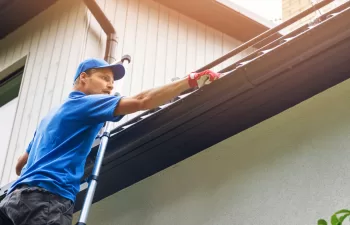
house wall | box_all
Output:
[0,0,254,186]
[73,76,350,225]
[282,0,347,32]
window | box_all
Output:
[0,67,24,178]
[0,67,24,107]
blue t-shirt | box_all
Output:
[8,91,124,202]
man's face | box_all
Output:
[80,68,114,95]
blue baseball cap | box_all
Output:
[73,58,125,82]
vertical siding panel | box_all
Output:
[19,22,36,58]
[97,0,107,59]
[50,2,81,109]
[141,0,159,91]
[204,26,215,66]
[175,14,187,78]
[0,40,7,70]
[1,37,15,71]
[213,30,224,72]
[129,0,148,96]
[105,0,118,31]
[78,2,91,61]
[113,0,128,97]
[222,34,238,70]
[0,37,11,71]
[119,0,140,122]
[39,2,75,120]
[153,4,168,88]
[120,0,139,96]
[164,9,178,83]
[4,24,31,67]
[8,34,24,65]
[229,36,244,63]
[60,2,88,102]
[128,0,148,120]
[195,22,206,69]
[185,17,197,74]
[114,0,128,63]
[0,37,7,66]
[83,1,104,59]
[11,21,33,61]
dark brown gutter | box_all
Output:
[83,0,117,64]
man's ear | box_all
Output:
[79,72,88,84]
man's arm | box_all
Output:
[114,70,220,116]
[16,152,29,176]
[115,77,189,115]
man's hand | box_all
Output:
[114,70,220,116]
[188,69,221,88]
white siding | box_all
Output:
[0,0,253,185]
[73,77,350,225]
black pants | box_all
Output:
[0,185,74,225]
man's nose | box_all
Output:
[107,82,114,90]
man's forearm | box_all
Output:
[135,77,190,110]
[114,70,220,116]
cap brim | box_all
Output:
[99,63,125,81]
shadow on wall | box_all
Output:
[74,79,350,225]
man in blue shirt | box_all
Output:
[0,58,220,225]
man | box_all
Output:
[0,58,220,225]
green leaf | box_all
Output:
[338,213,350,224]
[318,219,327,225]
[331,215,339,225]
[335,209,350,215]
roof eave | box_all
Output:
[0,0,58,39]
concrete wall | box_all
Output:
[0,0,254,186]
[73,76,350,224]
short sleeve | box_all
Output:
[79,94,125,123]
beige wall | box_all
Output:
[73,76,350,225]
[282,0,347,32]
[0,0,254,186]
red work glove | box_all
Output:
[187,69,221,88]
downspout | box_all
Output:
[83,0,117,64]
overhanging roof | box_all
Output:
[0,0,271,41]
[70,3,350,212]
[0,0,58,39]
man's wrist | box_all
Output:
[182,76,192,89]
